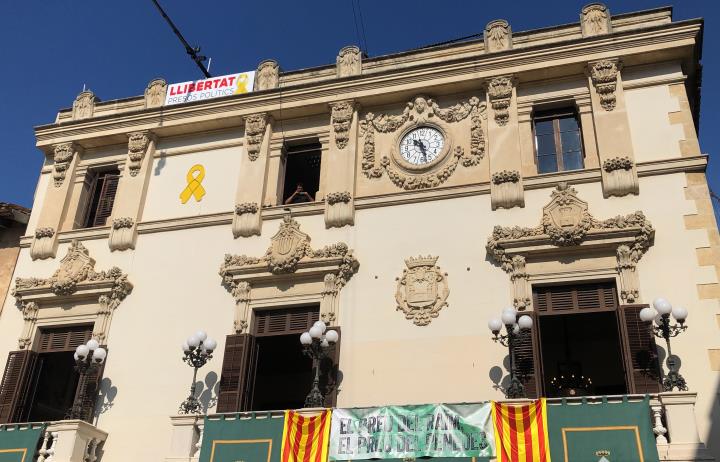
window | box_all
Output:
[533,108,584,174]
[0,325,105,423]
[80,168,120,228]
[281,142,321,205]
[217,305,340,412]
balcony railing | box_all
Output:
[0,419,107,462]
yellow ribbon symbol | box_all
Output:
[179,164,206,204]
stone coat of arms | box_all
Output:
[395,256,449,326]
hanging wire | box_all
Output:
[350,0,363,50]
[355,0,370,55]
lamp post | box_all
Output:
[299,321,338,408]
[639,298,689,391]
[488,307,533,399]
[179,330,217,414]
[68,339,107,420]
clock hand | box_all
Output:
[413,139,428,163]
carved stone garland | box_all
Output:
[127,131,150,177]
[12,240,133,348]
[487,76,514,126]
[486,183,654,308]
[330,100,355,149]
[360,95,486,190]
[219,216,359,330]
[244,113,269,161]
[589,59,621,111]
[395,256,449,326]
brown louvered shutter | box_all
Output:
[253,306,320,337]
[217,334,256,413]
[618,305,661,394]
[533,281,617,313]
[38,325,92,353]
[74,350,106,422]
[514,313,541,398]
[321,327,341,407]
[92,173,120,227]
[74,171,97,229]
[0,351,37,423]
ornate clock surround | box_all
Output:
[394,123,452,173]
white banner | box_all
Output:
[164,71,255,106]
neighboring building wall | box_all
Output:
[0,204,29,315]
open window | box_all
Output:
[76,167,120,229]
[280,141,322,205]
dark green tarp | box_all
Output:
[199,413,284,462]
[0,424,45,462]
[547,397,660,462]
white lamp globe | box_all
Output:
[654,314,664,326]
[325,329,339,344]
[639,307,656,322]
[518,315,533,330]
[76,344,89,359]
[300,332,312,345]
[181,342,190,353]
[309,325,323,339]
[488,318,503,333]
[672,306,688,322]
[501,309,517,325]
[204,338,217,352]
[73,353,79,361]
[653,298,672,315]
[92,347,107,363]
[313,321,327,333]
[187,335,200,349]
[195,331,207,342]
[86,339,99,351]
[512,324,520,335]
[321,338,329,348]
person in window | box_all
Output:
[284,183,314,204]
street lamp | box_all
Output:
[639,298,689,391]
[179,330,217,414]
[488,307,533,399]
[300,321,338,408]
[68,339,107,420]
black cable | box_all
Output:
[355,0,369,55]
[150,0,212,78]
[350,0,363,50]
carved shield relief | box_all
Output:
[395,256,449,326]
[267,216,310,273]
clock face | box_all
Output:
[399,127,445,166]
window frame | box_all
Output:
[532,107,585,174]
[79,167,121,229]
[279,141,322,205]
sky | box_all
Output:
[0,0,718,211]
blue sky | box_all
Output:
[0,1,717,211]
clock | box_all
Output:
[399,127,445,166]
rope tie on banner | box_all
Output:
[180,164,206,203]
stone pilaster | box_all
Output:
[324,100,358,228]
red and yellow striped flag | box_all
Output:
[281,409,332,462]
[492,399,551,462]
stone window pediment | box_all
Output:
[219,215,359,331]
[12,240,133,349]
[486,183,654,308]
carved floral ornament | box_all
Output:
[256,60,280,91]
[235,202,259,215]
[484,19,512,52]
[145,78,167,108]
[12,240,133,348]
[127,131,150,177]
[244,113,269,161]
[337,45,362,78]
[395,256,449,327]
[602,156,633,172]
[72,91,98,120]
[52,142,77,187]
[330,100,355,149]
[491,170,520,185]
[360,95,486,190]
[326,191,351,205]
[589,59,621,111]
[487,76,514,126]
[581,3,611,37]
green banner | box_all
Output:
[330,404,494,460]
[547,397,660,462]
[0,424,45,462]
[199,413,284,462]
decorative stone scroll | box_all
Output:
[360,95,486,190]
[232,202,261,238]
[337,46,362,78]
[330,100,355,149]
[72,91,98,120]
[244,113,269,161]
[52,142,77,188]
[108,217,135,251]
[395,256,449,326]
[484,20,512,53]
[581,3,611,37]
[487,76,514,126]
[30,227,56,261]
[13,240,133,347]
[255,60,280,91]
[486,183,655,307]
[491,170,524,210]
[126,131,150,177]
[602,156,638,197]
[219,216,359,331]
[325,192,353,228]
[589,59,621,111]
[145,78,167,109]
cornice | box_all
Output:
[34,21,701,149]
[18,155,707,248]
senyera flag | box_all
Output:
[492,399,551,462]
[282,409,332,462]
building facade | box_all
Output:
[0,4,718,462]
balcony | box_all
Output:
[0,419,106,462]
[166,392,715,462]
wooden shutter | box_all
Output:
[74,172,97,229]
[253,306,319,337]
[38,325,92,353]
[533,281,617,313]
[74,350,106,422]
[618,305,661,394]
[514,313,541,398]
[92,173,120,227]
[321,327,341,407]
[0,351,37,423]
[217,334,256,413]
